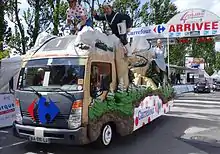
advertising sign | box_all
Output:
[128,9,220,39]
[168,21,220,38]
[185,57,205,70]
[127,24,168,38]
[167,8,220,38]
[0,94,16,128]
[167,9,220,25]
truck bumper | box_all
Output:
[13,121,89,145]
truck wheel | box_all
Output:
[94,123,113,148]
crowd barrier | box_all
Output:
[173,84,194,95]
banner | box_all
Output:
[128,9,220,39]
[0,94,16,128]
[127,24,168,38]
[168,21,220,38]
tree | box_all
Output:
[169,42,188,66]
[8,25,23,53]
[46,0,68,35]
[141,0,178,25]
[189,37,216,75]
[214,52,220,71]
[113,0,141,27]
[24,0,49,47]
[0,0,12,50]
[0,0,5,43]
[6,0,26,54]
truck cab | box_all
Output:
[13,33,118,146]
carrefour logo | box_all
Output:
[28,96,60,124]
[153,25,166,34]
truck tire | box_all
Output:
[93,123,113,148]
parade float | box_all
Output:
[12,25,174,147]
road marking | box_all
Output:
[174,99,220,104]
[0,130,9,134]
[0,141,27,150]
[174,102,220,108]
[24,151,54,154]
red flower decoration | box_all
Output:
[148,117,151,123]
[135,117,139,126]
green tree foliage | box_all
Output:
[113,0,141,27]
[214,52,220,71]
[47,0,68,35]
[189,38,216,75]
[140,0,178,25]
[169,42,188,66]
[6,0,26,54]
[7,26,23,53]
[0,0,5,43]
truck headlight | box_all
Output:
[68,100,82,129]
[205,86,208,88]
[15,99,22,124]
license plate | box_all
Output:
[29,136,50,143]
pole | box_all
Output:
[167,35,170,78]
[91,0,95,28]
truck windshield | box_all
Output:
[18,57,85,91]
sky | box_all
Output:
[5,0,220,50]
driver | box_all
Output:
[66,0,92,31]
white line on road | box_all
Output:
[174,99,220,104]
[174,102,220,108]
[0,141,27,150]
[24,152,54,154]
[0,130,9,134]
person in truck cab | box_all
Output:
[32,68,44,86]
[66,0,92,31]
[92,2,133,56]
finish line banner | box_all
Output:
[128,21,220,38]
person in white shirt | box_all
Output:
[66,0,92,31]
[153,39,166,72]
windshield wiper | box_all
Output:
[23,86,42,98]
[54,88,76,100]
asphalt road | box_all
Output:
[1,92,220,154]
